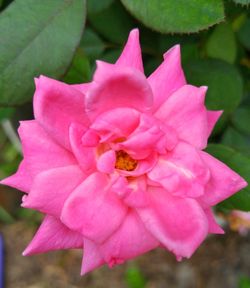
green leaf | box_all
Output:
[80,28,105,60]
[184,59,243,133]
[0,206,14,224]
[233,0,250,5]
[232,14,247,32]
[87,0,114,14]
[88,1,135,44]
[180,43,200,65]
[0,107,15,121]
[0,0,86,106]
[206,23,237,63]
[125,266,146,288]
[221,127,250,157]
[237,18,250,50]
[121,0,225,33]
[232,106,250,135]
[206,144,250,211]
[63,48,91,84]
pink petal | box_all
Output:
[137,186,208,259]
[123,177,149,208]
[116,29,144,72]
[23,215,83,255]
[148,45,186,112]
[148,142,210,198]
[85,62,153,120]
[99,211,159,267]
[110,175,131,199]
[199,152,247,207]
[205,208,224,234]
[97,150,116,173]
[155,124,178,153]
[81,129,100,147]
[61,172,127,243]
[91,108,140,142]
[207,110,223,138]
[71,82,92,94]
[22,165,85,217]
[120,126,162,159]
[69,123,96,173]
[33,75,90,150]
[0,121,75,193]
[81,239,105,275]
[118,114,163,159]
[0,161,32,193]
[155,85,209,149]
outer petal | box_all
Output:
[61,172,127,243]
[71,82,92,94]
[0,121,75,193]
[148,142,210,198]
[34,76,90,150]
[137,187,208,259]
[204,208,224,234]
[116,29,144,72]
[69,123,96,173]
[81,239,105,275]
[199,152,247,207]
[99,211,159,267]
[22,166,85,217]
[207,110,223,138]
[23,215,83,255]
[155,85,208,149]
[85,62,153,120]
[148,45,186,111]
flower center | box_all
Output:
[115,150,137,171]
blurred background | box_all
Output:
[0,0,250,287]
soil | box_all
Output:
[1,221,250,288]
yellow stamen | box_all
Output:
[115,150,137,171]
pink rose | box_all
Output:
[0,29,247,274]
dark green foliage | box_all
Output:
[0,0,86,105]
[121,0,225,33]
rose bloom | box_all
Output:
[0,29,247,274]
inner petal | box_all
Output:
[90,108,141,143]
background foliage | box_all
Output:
[0,0,250,220]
